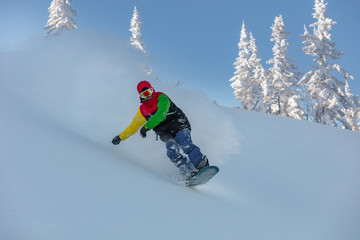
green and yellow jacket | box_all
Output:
[119,92,191,142]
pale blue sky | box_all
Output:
[1,0,359,106]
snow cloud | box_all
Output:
[0,32,241,173]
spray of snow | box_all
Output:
[0,32,240,176]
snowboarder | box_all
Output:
[112,80,209,177]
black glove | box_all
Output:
[140,126,148,138]
[112,135,121,145]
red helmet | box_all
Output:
[137,80,152,93]
[137,81,155,103]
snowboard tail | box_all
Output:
[185,166,219,187]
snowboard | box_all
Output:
[185,166,219,187]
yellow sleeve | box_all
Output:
[119,108,146,141]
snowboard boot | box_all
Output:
[190,156,209,178]
[196,156,209,171]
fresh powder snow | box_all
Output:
[1,33,359,240]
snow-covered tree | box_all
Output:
[300,0,355,129]
[248,33,266,112]
[230,21,265,112]
[266,15,304,119]
[344,81,360,131]
[45,0,77,36]
[230,21,252,109]
[129,6,148,54]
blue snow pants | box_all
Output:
[165,128,204,175]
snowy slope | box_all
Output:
[1,33,360,240]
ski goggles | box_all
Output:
[139,88,154,99]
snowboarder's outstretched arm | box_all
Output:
[117,108,147,141]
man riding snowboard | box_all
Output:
[112,80,209,177]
